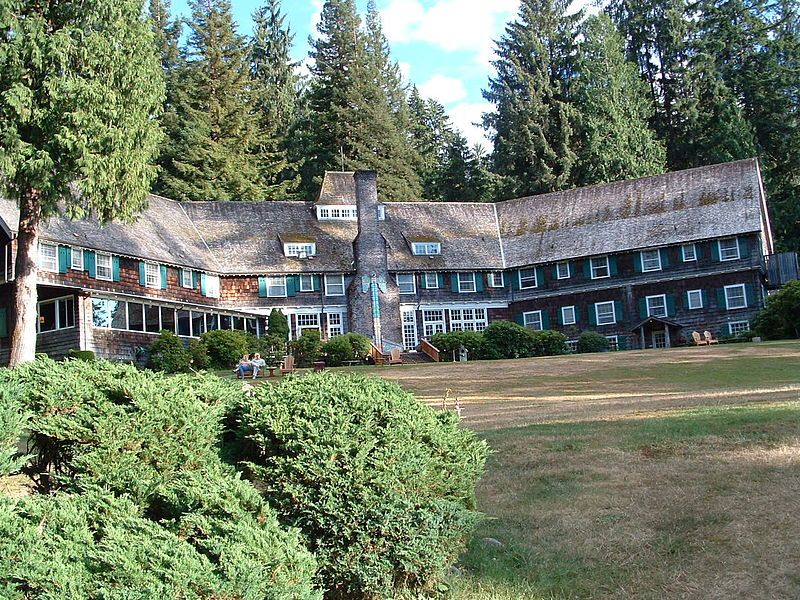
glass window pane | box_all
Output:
[206,313,219,331]
[58,298,75,329]
[111,301,127,329]
[233,317,244,330]
[192,311,205,336]
[39,301,57,332]
[145,304,160,333]
[177,310,190,336]
[221,315,233,330]
[92,299,110,328]
[128,302,144,332]
[161,307,176,333]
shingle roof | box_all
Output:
[316,171,357,205]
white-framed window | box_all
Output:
[412,242,441,256]
[299,274,315,292]
[681,243,697,262]
[181,269,194,288]
[396,273,416,294]
[325,274,345,296]
[457,272,476,293]
[687,289,703,310]
[423,309,445,338]
[519,268,537,289]
[37,295,75,333]
[284,243,316,257]
[590,257,610,279]
[729,321,750,336]
[523,310,543,331]
[38,242,58,272]
[70,247,83,270]
[640,250,662,272]
[266,276,287,297]
[724,284,747,309]
[327,312,344,338]
[719,238,740,261]
[205,274,220,299]
[316,206,357,220]
[595,301,616,325]
[566,339,578,353]
[556,262,570,279]
[606,335,619,351]
[424,272,439,289]
[561,305,576,325]
[402,309,418,350]
[488,272,504,287]
[377,205,386,220]
[96,252,113,281]
[145,262,161,288]
[646,294,667,317]
[296,313,320,335]
[449,308,487,332]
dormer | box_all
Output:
[280,234,316,258]
[315,171,358,221]
[409,238,441,256]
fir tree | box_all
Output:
[483,0,580,197]
[408,88,455,201]
[571,14,666,185]
[157,0,264,201]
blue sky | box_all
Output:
[170,0,525,147]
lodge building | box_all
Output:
[0,159,782,363]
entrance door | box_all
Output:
[652,330,667,349]
[401,309,418,350]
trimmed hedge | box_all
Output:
[321,333,371,367]
[147,330,191,373]
[577,331,610,353]
[235,372,488,599]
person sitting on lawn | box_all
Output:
[250,353,267,379]
[235,354,252,379]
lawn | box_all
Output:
[356,341,800,599]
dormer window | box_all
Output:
[412,242,441,256]
[285,243,316,258]
[316,206,357,220]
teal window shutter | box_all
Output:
[475,273,485,292]
[702,289,709,308]
[618,336,628,350]
[437,273,445,288]
[160,265,168,289]
[450,273,459,292]
[745,284,755,307]
[84,250,96,278]
[695,244,703,260]
[177,268,183,286]
[287,275,298,297]
[139,262,146,286]
[542,310,550,330]
[58,245,70,273]
[192,271,199,289]
[556,307,563,326]
[514,314,525,326]
[258,277,267,297]
[716,288,726,308]
[660,248,670,268]
[553,265,559,279]
[738,237,750,258]
[0,308,7,338]
[535,266,545,287]
[609,256,618,276]
[588,304,597,326]
[200,273,207,296]
[574,306,580,324]
[614,301,624,321]
[511,271,520,290]
[638,298,647,319]
[313,275,321,292]
[666,294,676,317]
[634,253,642,273]
[711,241,720,261]
[583,261,591,278]
[112,256,120,282]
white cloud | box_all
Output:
[419,74,467,105]
[309,0,324,33]
[448,101,493,149]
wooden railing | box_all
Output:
[419,339,440,362]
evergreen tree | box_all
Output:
[407,88,455,201]
[157,0,264,201]
[483,0,580,198]
[250,0,302,200]
[571,14,666,185]
[0,0,164,365]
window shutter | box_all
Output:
[511,271,520,290]
[200,273,207,296]
[634,253,642,273]
[542,310,550,330]
[744,284,755,307]
[84,250,96,278]
[287,275,298,297]
[450,273,459,292]
[589,305,597,326]
[160,265,168,289]
[695,244,703,260]
[614,301,623,321]
[514,314,525,326]
[660,248,670,268]
[609,257,618,276]
[58,245,70,273]
[557,308,563,326]
[437,273,445,289]
[583,261,591,278]
[312,275,321,292]
[618,336,628,350]
[177,268,184,286]
[0,308,7,338]
[574,306,580,324]
[716,288,726,308]
[638,298,647,319]
[535,266,545,288]
[711,241,720,261]
[139,262,146,286]
[192,271,199,289]
[475,272,485,292]
[258,277,267,297]
[553,265,560,279]
[738,237,750,258]
[112,256,120,282]
[666,294,676,317]
[702,289,709,308]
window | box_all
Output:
[317,206,357,220]
[449,308,487,332]
[177,310,191,336]
[402,310,418,350]
[556,262,570,279]
[96,252,112,281]
[423,309,445,337]
[377,205,386,220]
[396,273,416,294]
[682,243,697,262]
[412,242,441,255]
[590,257,610,279]
[687,289,703,310]
[327,312,344,338]
[724,284,747,309]
[566,339,578,353]
[719,238,740,261]
[38,242,57,272]
[561,305,576,325]
[457,272,476,293]
[205,274,220,299]
[296,313,320,335]
[606,335,619,351]
[284,243,316,257]
[37,296,74,333]
[488,272,504,287]
[519,268,537,289]
[264,276,286,297]
[71,247,83,270]
[161,307,176,333]
[325,274,345,296]
[299,274,315,292]
[191,310,205,336]
[145,304,160,333]
[145,262,160,288]
[595,301,616,325]
[729,321,750,336]
[523,311,543,331]
[127,302,144,332]
[640,250,662,272]
[206,313,219,331]
[181,269,194,288]
[646,294,667,317]
[424,272,439,289]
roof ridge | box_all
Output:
[177,202,222,272]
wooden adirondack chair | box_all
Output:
[691,331,708,346]
[704,330,719,345]
[280,355,296,374]
[388,348,403,365]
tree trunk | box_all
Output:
[9,190,42,367]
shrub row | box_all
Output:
[431,320,571,361]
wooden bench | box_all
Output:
[280,355,296,375]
